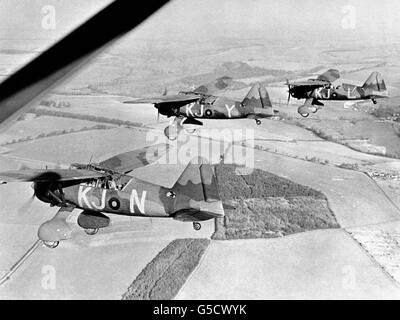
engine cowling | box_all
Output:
[33,181,62,205]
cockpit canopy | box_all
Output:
[70,163,116,175]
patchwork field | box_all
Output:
[2,11,400,299]
[0,115,116,146]
[290,110,400,159]
[122,239,210,300]
[4,127,151,166]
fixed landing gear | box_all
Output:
[298,104,319,118]
[255,119,261,125]
[84,228,99,235]
[185,128,197,134]
[43,241,59,249]
[372,98,377,105]
[193,222,201,231]
[164,125,178,141]
[164,126,177,140]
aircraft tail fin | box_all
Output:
[172,157,224,221]
[362,72,387,93]
[172,157,220,202]
[242,83,273,113]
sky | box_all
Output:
[0,0,112,40]
[0,0,399,43]
[135,0,400,41]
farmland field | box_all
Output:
[6,127,150,165]
[0,115,113,145]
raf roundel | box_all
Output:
[109,197,120,210]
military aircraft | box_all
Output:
[0,145,224,248]
[285,69,389,117]
[124,78,276,140]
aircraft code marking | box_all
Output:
[78,186,147,214]
[314,87,357,99]
[314,88,331,99]
[347,87,357,98]
[130,189,147,214]
[185,103,235,118]
[224,104,235,118]
[91,189,106,210]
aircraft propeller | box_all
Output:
[285,79,291,106]
[285,79,294,106]
[156,87,168,123]
[17,183,36,215]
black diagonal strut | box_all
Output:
[0,0,169,133]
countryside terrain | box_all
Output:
[2,16,400,299]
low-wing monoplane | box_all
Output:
[124,77,276,139]
[0,145,224,248]
[286,69,389,117]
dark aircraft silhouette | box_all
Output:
[0,145,224,248]
[124,77,276,140]
[286,69,389,117]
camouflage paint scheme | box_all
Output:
[287,69,389,117]
[0,146,224,246]
[124,77,275,139]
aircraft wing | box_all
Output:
[124,94,200,105]
[290,80,329,87]
[0,169,108,183]
[124,75,234,105]
[99,143,171,174]
[193,76,233,95]
[317,69,340,83]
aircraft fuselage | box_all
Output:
[310,85,364,100]
[175,97,248,119]
[41,177,175,218]
[291,84,388,101]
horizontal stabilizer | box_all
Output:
[173,206,224,221]
[222,202,236,210]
